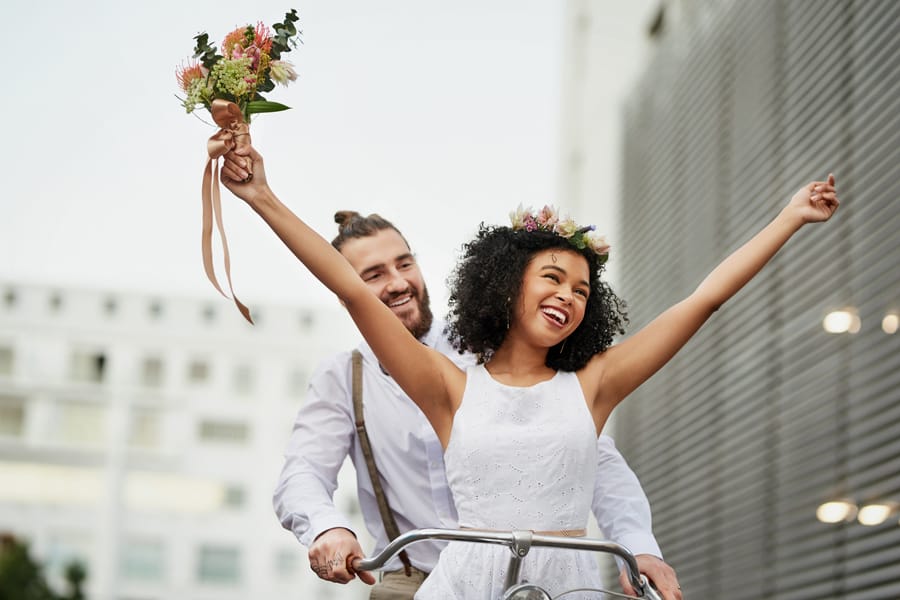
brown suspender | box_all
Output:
[352,350,413,577]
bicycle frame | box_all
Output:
[351,527,663,600]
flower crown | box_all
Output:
[509,205,610,263]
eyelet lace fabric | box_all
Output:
[416,365,602,599]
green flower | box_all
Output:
[183,76,213,113]
[211,57,256,101]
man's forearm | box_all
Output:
[591,435,661,557]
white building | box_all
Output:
[0,281,372,600]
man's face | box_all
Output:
[339,229,433,340]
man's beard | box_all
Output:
[405,285,434,341]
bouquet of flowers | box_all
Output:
[177,9,301,325]
[176,8,302,123]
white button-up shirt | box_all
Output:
[273,322,661,572]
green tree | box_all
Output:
[0,534,55,600]
[0,534,88,600]
[61,562,86,600]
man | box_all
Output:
[272,211,682,600]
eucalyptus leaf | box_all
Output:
[270,8,302,60]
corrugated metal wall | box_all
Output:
[612,1,900,598]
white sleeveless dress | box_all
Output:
[415,364,602,599]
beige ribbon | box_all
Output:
[201,99,254,324]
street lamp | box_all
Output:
[882,311,898,334]
[857,502,897,526]
[822,308,861,334]
[815,499,857,524]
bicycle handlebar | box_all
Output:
[349,527,662,599]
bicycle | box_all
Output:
[351,527,664,600]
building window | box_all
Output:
[2,288,16,309]
[0,346,13,376]
[287,367,308,398]
[119,538,165,582]
[0,396,25,437]
[70,350,107,383]
[298,311,315,331]
[44,533,92,589]
[141,356,164,388]
[187,359,210,384]
[201,304,217,323]
[197,420,249,444]
[103,297,118,316]
[49,292,64,313]
[223,485,246,509]
[275,549,300,579]
[148,300,164,319]
[129,409,161,449]
[232,364,255,396]
[56,402,106,446]
[196,544,241,584]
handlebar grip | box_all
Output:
[348,554,363,574]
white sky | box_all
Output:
[0,0,653,319]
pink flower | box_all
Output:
[244,45,261,71]
[537,205,559,228]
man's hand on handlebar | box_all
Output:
[308,527,376,585]
[620,554,682,600]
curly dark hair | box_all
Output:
[446,224,628,371]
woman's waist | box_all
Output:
[455,509,590,535]
[453,497,592,533]
[460,525,587,537]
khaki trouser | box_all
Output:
[369,567,429,600]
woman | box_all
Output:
[220,148,838,598]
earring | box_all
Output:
[505,297,511,330]
[559,338,567,353]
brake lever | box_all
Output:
[639,574,664,600]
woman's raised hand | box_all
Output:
[221,146,270,206]
[788,173,840,224]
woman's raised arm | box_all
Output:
[220,147,461,439]
[587,175,839,412]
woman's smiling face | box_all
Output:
[512,248,590,347]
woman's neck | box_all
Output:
[486,339,555,385]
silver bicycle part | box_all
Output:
[503,582,552,600]
[351,527,662,599]
[553,577,664,599]
[503,530,534,592]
